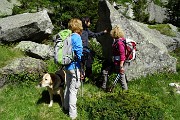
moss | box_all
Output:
[148,24,177,37]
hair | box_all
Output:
[68,18,83,34]
[110,25,124,39]
[81,16,90,28]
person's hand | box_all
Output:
[104,29,107,33]
[120,67,124,74]
[80,70,85,80]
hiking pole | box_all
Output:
[80,63,84,97]
[109,73,121,92]
[81,78,83,97]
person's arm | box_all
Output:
[72,34,83,62]
[118,41,126,74]
[72,34,85,79]
[87,29,106,38]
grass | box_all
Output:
[0,82,102,120]
[1,71,180,119]
[1,45,180,119]
[129,73,180,119]
[0,45,24,68]
[1,72,180,119]
[148,24,177,37]
[0,82,70,120]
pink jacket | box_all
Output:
[112,38,126,65]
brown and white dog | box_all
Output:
[38,70,66,107]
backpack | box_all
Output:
[54,29,75,65]
[123,38,136,62]
[114,38,136,63]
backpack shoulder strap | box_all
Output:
[113,38,125,51]
[119,38,126,44]
[112,39,120,52]
[59,29,72,40]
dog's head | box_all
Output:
[38,73,53,88]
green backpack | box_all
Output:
[54,29,75,65]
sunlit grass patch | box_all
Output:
[0,45,24,68]
[148,24,177,37]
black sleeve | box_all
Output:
[87,29,105,38]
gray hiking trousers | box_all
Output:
[115,63,128,90]
[102,63,128,90]
[64,69,81,119]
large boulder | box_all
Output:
[15,41,54,60]
[0,57,47,87]
[147,1,167,23]
[0,0,21,17]
[0,10,54,43]
[97,0,177,80]
[0,0,13,17]
[0,57,47,75]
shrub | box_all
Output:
[78,90,172,120]
[45,58,59,73]
[5,72,40,86]
[133,0,149,23]
[89,38,104,59]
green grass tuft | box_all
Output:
[0,45,24,68]
[148,24,177,37]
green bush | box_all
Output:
[89,39,104,59]
[5,72,40,85]
[78,90,171,120]
[45,58,60,73]
[133,0,149,23]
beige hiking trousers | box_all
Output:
[64,69,81,119]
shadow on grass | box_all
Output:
[36,90,62,107]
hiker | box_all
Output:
[63,18,84,120]
[110,25,128,90]
[81,16,107,80]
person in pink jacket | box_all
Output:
[110,25,128,90]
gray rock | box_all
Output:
[15,41,54,60]
[97,0,177,80]
[0,56,47,87]
[0,57,47,75]
[114,1,167,23]
[0,0,13,17]
[126,3,135,19]
[0,75,6,88]
[147,1,167,23]
[0,10,54,43]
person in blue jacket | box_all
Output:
[81,17,107,79]
[63,18,84,120]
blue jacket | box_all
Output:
[81,28,104,48]
[65,33,83,70]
